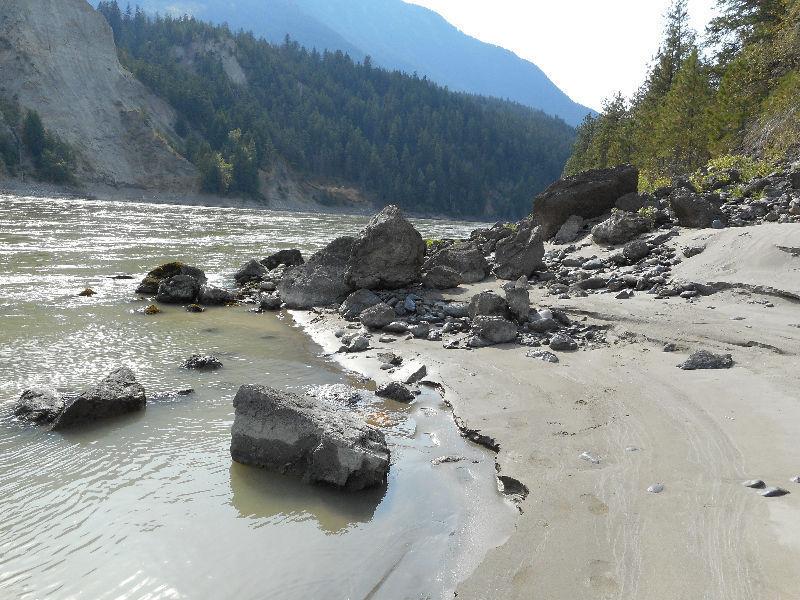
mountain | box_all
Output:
[0,0,196,190]
[135,0,594,126]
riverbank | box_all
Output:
[289,222,800,599]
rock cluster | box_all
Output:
[136,262,233,306]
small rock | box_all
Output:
[375,381,415,403]
[343,336,370,353]
[678,350,734,370]
[663,343,677,352]
[143,304,161,315]
[711,219,725,229]
[760,487,790,498]
[14,387,65,424]
[549,333,578,351]
[408,323,431,338]
[78,288,96,297]
[526,349,559,363]
[186,304,205,313]
[790,476,800,484]
[182,354,223,370]
[431,455,466,466]
[647,483,665,494]
[383,321,409,334]
[742,479,766,489]
[259,293,282,311]
[579,451,600,464]
[616,290,634,299]
[359,303,396,329]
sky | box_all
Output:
[405,0,718,111]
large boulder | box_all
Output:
[156,274,201,304]
[471,316,518,345]
[339,289,382,320]
[591,211,650,245]
[14,387,65,424]
[532,165,639,239]
[230,385,390,490]
[51,368,146,430]
[278,237,356,309]
[422,242,489,284]
[136,262,206,295]
[422,265,464,289]
[262,249,304,271]
[197,284,234,306]
[468,291,509,319]
[234,259,268,285]
[345,205,426,289]
[359,303,396,329]
[505,277,530,322]
[494,220,545,280]
[670,190,726,228]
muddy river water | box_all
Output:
[0,195,514,600]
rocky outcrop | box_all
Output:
[345,205,426,289]
[136,262,207,295]
[422,242,489,284]
[591,211,650,245]
[494,220,545,280]
[14,387,65,424]
[278,237,355,309]
[0,0,196,189]
[670,190,726,228]
[51,367,146,430]
[532,165,639,238]
[230,385,390,490]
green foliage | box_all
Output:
[637,206,658,227]
[22,111,46,159]
[638,171,672,193]
[96,1,575,218]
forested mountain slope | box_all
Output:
[136,0,594,126]
[97,3,576,218]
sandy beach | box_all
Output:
[294,223,800,599]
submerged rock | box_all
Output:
[230,385,390,490]
[678,350,734,370]
[345,205,426,289]
[156,274,201,304]
[182,354,223,370]
[51,367,146,430]
[234,258,268,285]
[136,262,206,295]
[278,236,356,309]
[375,381,415,403]
[14,387,65,424]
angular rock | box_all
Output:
[155,274,200,304]
[422,265,464,290]
[15,387,65,424]
[359,303,395,329]
[528,308,559,332]
[384,321,409,334]
[678,350,734,370]
[261,249,304,271]
[278,236,356,309]
[136,262,207,295]
[422,242,489,284]
[51,368,146,430]
[549,333,578,351]
[526,349,559,363]
[375,382,415,403]
[591,211,650,245]
[339,289,382,320]
[408,323,430,339]
[670,190,726,228]
[533,165,639,239]
[197,284,234,306]
[468,291,509,319]
[615,192,645,212]
[345,205,426,289]
[182,354,223,370]
[259,293,282,311]
[234,259,268,285]
[623,239,651,262]
[494,220,545,280]
[553,215,585,245]
[505,277,530,323]
[230,385,390,490]
[471,316,517,344]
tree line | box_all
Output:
[565,0,800,186]
[96,2,577,218]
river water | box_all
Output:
[0,194,513,600]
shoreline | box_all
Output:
[289,222,800,599]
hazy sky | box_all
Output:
[405,0,718,110]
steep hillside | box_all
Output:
[137,0,594,126]
[0,0,196,190]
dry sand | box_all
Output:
[295,223,800,599]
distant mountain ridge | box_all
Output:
[136,0,594,126]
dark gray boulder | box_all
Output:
[359,303,396,329]
[553,215,585,245]
[156,274,201,304]
[278,237,356,309]
[422,242,489,284]
[469,223,514,254]
[235,259,268,285]
[339,289,382,320]
[591,211,650,245]
[678,351,734,370]
[670,191,726,228]
[549,333,578,351]
[615,192,646,212]
[15,387,65,424]
[230,385,390,490]
[422,265,464,289]
[182,355,223,370]
[471,316,518,344]
[505,277,530,322]
[345,205,426,289]
[623,239,651,262]
[532,165,639,239]
[494,220,546,280]
[51,368,146,430]
[136,262,206,295]
[468,291,509,319]
[375,382,415,403]
[262,249,304,271]
[197,285,234,306]
[259,293,282,311]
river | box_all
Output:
[0,194,514,600]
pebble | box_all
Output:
[625,446,639,452]
[742,479,766,489]
[647,483,665,494]
[790,476,800,484]
[760,487,790,498]
[579,451,600,464]
[526,349,559,363]
[431,455,466,466]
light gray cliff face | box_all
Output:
[0,0,197,190]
